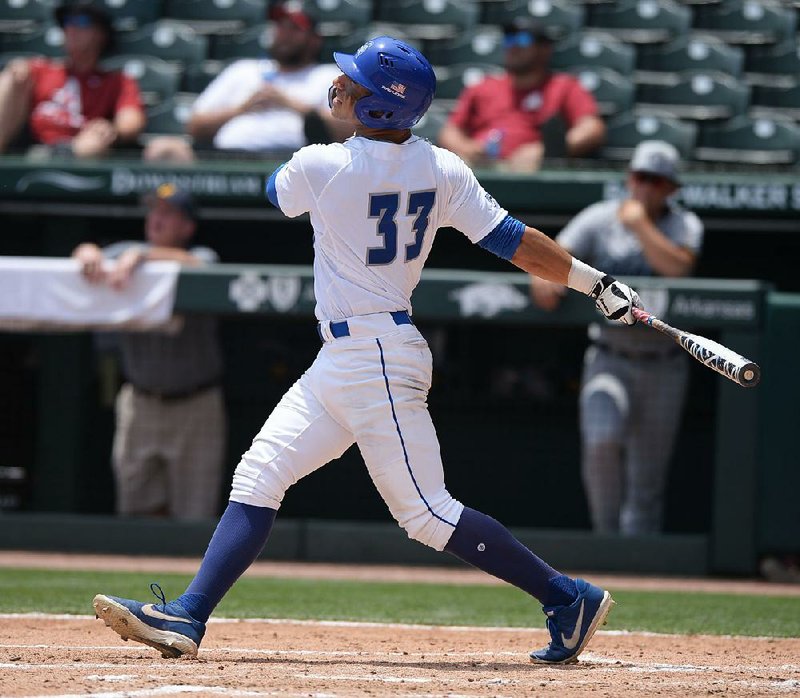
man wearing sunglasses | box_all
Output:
[530,140,704,536]
[438,17,605,172]
[0,0,144,158]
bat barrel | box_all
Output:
[634,308,762,388]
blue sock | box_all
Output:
[444,507,577,607]
[176,501,276,623]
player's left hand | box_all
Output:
[590,275,641,325]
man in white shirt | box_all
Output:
[143,2,352,161]
[187,2,352,154]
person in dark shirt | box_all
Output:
[73,184,226,519]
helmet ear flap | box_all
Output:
[354,95,398,129]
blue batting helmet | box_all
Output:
[333,36,436,130]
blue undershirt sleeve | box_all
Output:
[265,163,288,210]
[476,214,526,261]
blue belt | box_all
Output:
[317,310,413,341]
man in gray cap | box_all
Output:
[530,140,703,535]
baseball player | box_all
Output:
[93,36,640,665]
[531,141,703,535]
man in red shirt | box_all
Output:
[438,18,605,172]
[0,0,144,158]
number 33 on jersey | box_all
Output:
[267,136,508,322]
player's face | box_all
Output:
[145,200,196,247]
[329,74,370,122]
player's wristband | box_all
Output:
[567,258,604,296]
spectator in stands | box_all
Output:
[529,141,704,535]
[0,0,145,158]
[438,17,605,172]
[72,183,226,520]
[166,2,352,158]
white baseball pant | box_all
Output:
[230,312,464,551]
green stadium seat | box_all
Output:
[0,51,38,69]
[550,31,635,74]
[362,23,417,47]
[567,66,635,116]
[750,84,800,121]
[483,0,584,39]
[211,22,269,60]
[143,93,195,137]
[376,0,479,40]
[695,115,800,164]
[94,0,163,32]
[636,35,744,84]
[213,21,368,63]
[601,111,697,160]
[411,103,450,144]
[433,62,503,101]
[0,0,54,33]
[586,0,691,44]
[181,59,224,93]
[0,23,63,57]
[114,21,207,65]
[100,54,182,106]
[303,0,372,34]
[693,0,796,45]
[163,0,265,35]
[320,29,374,61]
[425,26,504,66]
[636,71,750,120]
[744,40,800,88]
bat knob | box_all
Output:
[739,363,761,388]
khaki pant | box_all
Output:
[112,383,226,520]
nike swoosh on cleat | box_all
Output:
[560,600,585,650]
[141,604,193,624]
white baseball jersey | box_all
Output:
[272,134,508,321]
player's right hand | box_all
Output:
[590,275,641,325]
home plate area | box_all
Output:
[1,616,799,697]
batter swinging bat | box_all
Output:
[632,307,761,388]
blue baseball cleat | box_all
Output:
[529,578,614,664]
[93,583,205,659]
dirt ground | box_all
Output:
[1,552,799,697]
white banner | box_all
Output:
[0,257,180,330]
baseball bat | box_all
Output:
[632,307,761,388]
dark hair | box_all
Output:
[502,17,559,43]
